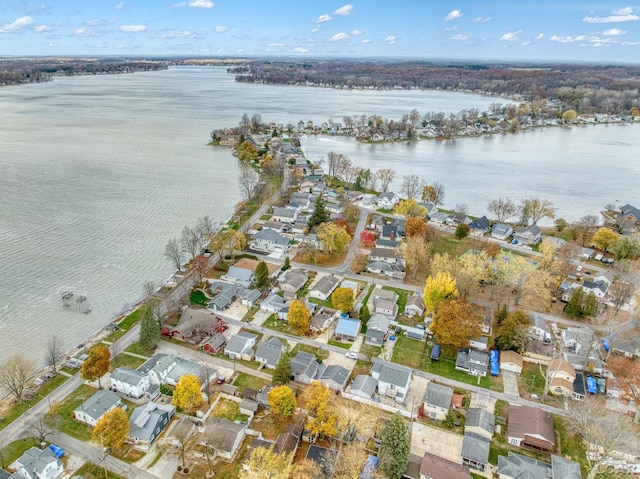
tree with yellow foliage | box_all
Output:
[301,381,338,439]
[430,298,481,348]
[240,446,293,479]
[316,222,351,256]
[287,300,310,333]
[394,199,428,217]
[331,287,355,313]
[92,407,129,450]
[267,385,296,417]
[81,345,110,389]
[173,373,202,414]
[423,271,458,314]
[592,227,618,252]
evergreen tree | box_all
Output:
[360,304,371,324]
[379,412,410,479]
[582,292,598,317]
[566,287,585,316]
[354,175,363,191]
[273,353,292,385]
[496,304,509,327]
[139,305,161,351]
[308,195,329,229]
[282,256,291,271]
[255,260,269,288]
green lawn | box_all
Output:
[233,372,270,392]
[554,415,589,478]
[290,343,329,360]
[0,374,68,431]
[391,334,428,369]
[211,399,249,422]
[328,339,353,349]
[263,315,301,336]
[124,341,154,358]
[190,289,211,307]
[74,462,126,479]
[308,297,334,309]
[104,306,147,342]
[2,437,37,464]
[56,384,98,441]
[432,235,470,257]
[381,286,410,313]
[520,363,546,398]
[111,352,148,370]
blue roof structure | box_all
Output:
[335,317,360,338]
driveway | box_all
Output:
[502,371,520,397]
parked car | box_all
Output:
[345,351,359,359]
[216,376,227,384]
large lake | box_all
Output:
[0,66,637,365]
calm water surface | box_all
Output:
[0,66,636,365]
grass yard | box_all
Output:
[519,363,546,399]
[124,341,154,358]
[432,235,470,257]
[104,305,147,342]
[211,399,249,423]
[233,372,270,392]
[328,339,353,349]
[308,297,334,309]
[251,411,295,440]
[263,315,300,336]
[290,343,329,360]
[56,384,99,441]
[74,462,126,479]
[111,352,148,370]
[2,437,37,464]
[554,415,589,478]
[381,286,409,313]
[190,289,211,307]
[391,334,427,369]
[0,374,68,431]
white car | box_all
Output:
[345,351,359,359]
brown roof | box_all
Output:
[549,358,575,377]
[500,351,523,369]
[234,258,280,276]
[419,452,470,479]
[508,406,555,448]
[451,393,464,409]
[550,377,574,393]
[404,454,422,479]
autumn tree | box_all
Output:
[421,182,445,206]
[494,310,530,351]
[487,197,517,223]
[360,230,376,248]
[241,446,293,479]
[0,355,36,404]
[405,217,428,237]
[237,139,259,162]
[273,352,292,385]
[255,260,270,288]
[44,335,64,375]
[81,345,110,389]
[592,227,618,252]
[212,229,247,258]
[267,385,297,417]
[430,298,482,348]
[92,407,129,450]
[334,442,369,479]
[307,195,329,228]
[562,109,577,122]
[423,272,458,314]
[376,168,395,192]
[173,373,203,414]
[614,235,640,260]
[379,412,410,479]
[316,222,351,256]
[331,287,355,313]
[394,199,428,217]
[608,356,640,423]
[287,300,310,333]
[292,460,323,479]
[301,381,338,439]
[519,196,556,225]
[455,223,470,239]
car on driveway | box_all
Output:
[345,351,359,359]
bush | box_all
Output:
[455,223,470,239]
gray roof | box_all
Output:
[551,455,582,479]
[225,331,258,355]
[530,314,549,332]
[203,333,227,350]
[456,349,489,372]
[128,402,175,443]
[492,223,512,235]
[350,375,377,398]
[255,337,285,367]
[273,207,296,219]
[291,351,319,378]
[206,418,245,454]
[497,452,551,479]
[423,381,453,409]
[280,269,307,290]
[367,313,391,332]
[310,275,340,296]
[253,229,290,246]
[371,359,412,388]
[319,364,350,388]
[461,432,490,465]
[14,447,60,479]
[224,266,254,283]
[111,366,146,385]
[465,408,495,436]
[75,389,121,421]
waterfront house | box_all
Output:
[491,223,513,241]
[507,405,555,452]
[470,216,490,234]
[128,402,175,450]
[429,211,448,224]
[74,389,125,427]
[371,359,412,403]
[110,367,149,398]
[378,192,400,209]
[220,265,255,287]
[291,351,319,384]
[422,381,453,421]
[308,275,340,301]
[255,337,285,369]
[224,331,258,361]
[251,229,290,254]
[513,225,542,245]
[618,204,640,235]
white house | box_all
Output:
[404,294,425,317]
[251,229,290,254]
[529,315,550,342]
[513,225,542,245]
[10,447,64,479]
[377,192,400,209]
[110,367,150,399]
[74,389,125,427]
[422,381,453,421]
[371,359,412,403]
[308,275,340,301]
[224,331,258,360]
[491,223,513,241]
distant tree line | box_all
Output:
[229,60,640,116]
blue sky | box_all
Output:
[1,1,639,62]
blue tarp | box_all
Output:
[490,350,499,363]
[490,360,500,377]
[586,375,598,394]
[601,338,610,352]
[360,455,379,479]
[49,444,64,458]
[430,344,441,360]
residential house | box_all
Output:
[289,192,312,211]
[381,224,399,240]
[372,288,399,303]
[255,337,285,369]
[207,282,261,311]
[272,207,298,224]
[429,211,448,224]
[451,213,472,227]
[110,367,149,398]
[74,389,125,427]
[465,408,495,440]
[529,315,550,342]
[378,192,400,209]
[169,308,226,342]
[513,225,542,245]
[326,202,344,215]
[617,204,640,235]
[573,373,586,400]
[392,218,406,236]
[480,314,492,336]
[202,333,227,355]
[582,274,612,299]
[499,351,523,375]
[366,261,405,279]
[418,452,470,479]
[310,311,334,333]
[491,223,513,241]
[318,365,350,392]
[251,229,290,254]
[497,452,582,479]
[260,293,287,313]
[366,314,392,345]
[405,294,425,317]
[278,269,308,297]
[373,298,398,318]
[507,405,555,452]
[262,220,283,232]
[224,331,258,361]
[10,447,64,479]
[334,316,360,341]
[469,337,489,351]
[455,349,489,377]
[461,433,490,472]
[369,247,403,265]
[308,275,340,301]
[240,398,260,416]
[340,280,359,296]
[291,351,319,384]
[548,358,576,397]
[422,381,453,421]
[371,359,412,403]
[278,298,316,321]
[375,238,401,250]
[128,403,175,450]
[220,265,255,287]
[350,375,378,400]
[405,325,427,341]
[470,216,490,234]
[205,418,246,461]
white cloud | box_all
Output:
[268,43,284,47]
[329,32,349,41]
[171,0,214,8]
[351,29,362,35]
[550,35,587,43]
[385,35,396,44]
[85,19,116,26]
[521,41,531,46]
[170,2,187,7]
[0,16,34,32]
[500,30,522,41]
[583,7,639,23]
[449,34,468,40]
[602,28,627,36]
[215,25,228,33]
[168,30,195,38]
[293,47,308,53]
[311,27,320,33]
[333,4,353,16]
[535,33,545,40]
[622,40,640,45]
[34,24,52,32]
[473,16,490,23]
[73,27,95,36]
[444,10,462,22]
[120,24,146,32]
[114,2,126,10]
[315,14,332,23]
[444,26,459,32]
[361,39,370,44]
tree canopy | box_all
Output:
[138,304,160,351]
[241,446,293,479]
[494,310,530,351]
[0,355,37,404]
[92,407,129,450]
[592,227,618,252]
[287,300,310,333]
[316,222,351,256]
[394,199,427,217]
[423,272,458,313]
[430,298,482,348]
[331,287,355,313]
[173,373,203,414]
[379,412,410,479]
[255,260,270,288]
[81,345,110,389]
[307,196,330,228]
[267,385,297,417]
[301,381,338,438]
[273,352,292,385]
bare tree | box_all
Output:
[487,197,517,223]
[181,225,203,259]
[519,196,556,225]
[238,163,259,201]
[31,415,55,444]
[575,214,600,246]
[431,182,445,206]
[250,113,262,132]
[143,281,156,300]
[44,335,64,375]
[0,355,36,404]
[400,174,422,200]
[343,164,360,187]
[376,168,395,192]
[165,238,183,272]
[610,278,634,316]
[197,216,220,242]
[455,203,469,215]
[326,151,342,178]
